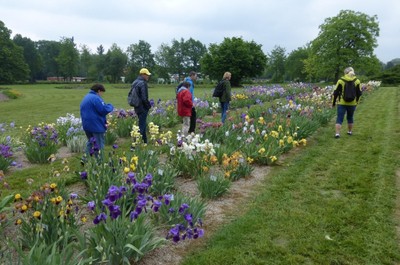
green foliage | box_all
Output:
[10,232,94,265]
[104,43,128,83]
[371,64,400,84]
[16,183,81,248]
[57,37,80,80]
[22,123,60,164]
[305,10,380,81]
[125,40,156,83]
[13,34,43,83]
[0,21,29,83]
[82,214,165,264]
[148,163,179,196]
[201,37,267,86]
[66,135,87,153]
[285,46,309,82]
[197,174,231,199]
[266,45,287,83]
[155,193,207,226]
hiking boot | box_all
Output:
[335,134,340,139]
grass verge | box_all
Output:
[182,87,400,264]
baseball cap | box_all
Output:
[139,68,151,75]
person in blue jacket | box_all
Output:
[80,83,114,155]
[184,71,197,133]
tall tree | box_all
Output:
[94,45,107,81]
[13,34,42,82]
[56,37,79,80]
[182,38,207,73]
[266,46,287,83]
[104,43,127,83]
[0,21,29,83]
[285,46,309,82]
[36,40,61,79]
[201,37,267,86]
[126,40,155,82]
[78,44,92,78]
[304,10,379,82]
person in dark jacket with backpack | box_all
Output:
[80,83,114,156]
[176,81,193,136]
[131,68,152,143]
[220,72,232,123]
[332,67,362,138]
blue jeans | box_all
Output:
[336,105,356,124]
[221,102,230,123]
[138,110,148,143]
[85,131,105,156]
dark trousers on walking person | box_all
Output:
[188,107,196,134]
[138,110,148,143]
[221,102,230,123]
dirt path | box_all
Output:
[138,166,270,265]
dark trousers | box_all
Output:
[138,110,148,143]
[188,107,196,133]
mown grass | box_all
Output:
[181,87,400,264]
[0,82,220,128]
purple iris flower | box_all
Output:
[152,200,162,212]
[109,205,121,219]
[178,203,189,214]
[143,174,153,186]
[87,201,95,211]
[163,194,172,205]
[102,198,113,207]
[93,212,107,224]
[80,171,88,180]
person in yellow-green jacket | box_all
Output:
[332,67,362,138]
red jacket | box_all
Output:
[176,88,193,117]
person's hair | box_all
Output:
[181,81,190,88]
[223,72,231,79]
[90,83,106,92]
[344,67,354,75]
[189,71,196,77]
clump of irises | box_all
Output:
[87,171,204,243]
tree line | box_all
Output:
[1,10,399,86]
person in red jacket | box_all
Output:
[176,81,193,136]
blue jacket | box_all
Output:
[80,90,114,133]
[185,77,195,101]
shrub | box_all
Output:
[22,123,59,164]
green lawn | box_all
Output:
[182,87,400,264]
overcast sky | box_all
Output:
[0,0,398,63]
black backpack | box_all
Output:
[212,80,225,97]
[341,78,357,102]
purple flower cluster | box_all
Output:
[29,125,58,146]
[0,144,13,158]
[166,203,204,243]
[90,173,164,224]
[88,137,100,156]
